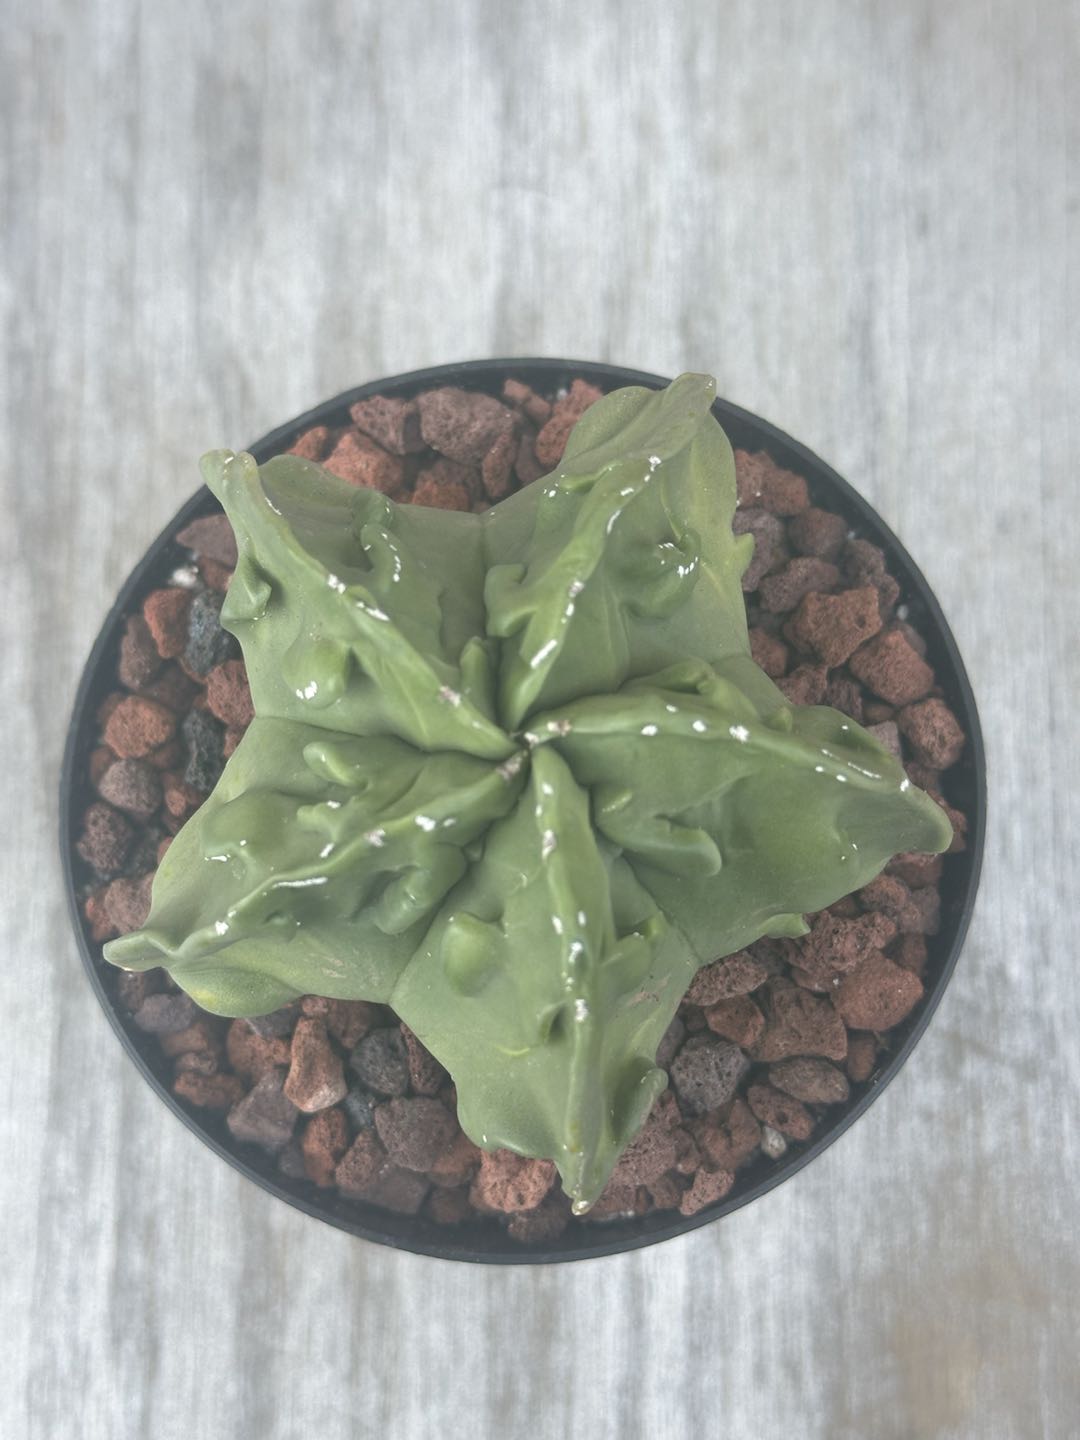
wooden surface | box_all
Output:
[3,2,1078,1436]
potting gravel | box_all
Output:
[73,377,969,1244]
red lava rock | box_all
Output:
[502,378,552,427]
[418,386,516,466]
[888,850,944,889]
[789,506,848,560]
[910,886,941,935]
[747,1082,815,1140]
[867,720,902,759]
[469,1150,556,1214]
[672,1125,702,1175]
[534,379,604,469]
[76,801,133,874]
[834,955,924,1030]
[426,1187,475,1226]
[349,395,426,455]
[152,737,187,772]
[609,1107,679,1186]
[104,696,176,759]
[769,1056,850,1104]
[276,1137,307,1180]
[776,663,828,706]
[133,990,198,1035]
[656,1015,686,1069]
[507,1194,572,1244]
[401,1025,448,1096]
[514,432,546,486]
[686,952,769,1006]
[284,1017,347,1113]
[480,425,517,501]
[849,629,936,707]
[845,1032,880,1082]
[323,430,406,497]
[113,968,164,1013]
[693,1099,762,1172]
[227,1068,299,1151]
[174,1050,219,1077]
[288,425,332,461]
[118,614,163,691]
[760,558,841,613]
[302,1107,350,1187]
[796,910,898,985]
[222,727,245,759]
[703,995,766,1050]
[102,873,154,934]
[245,1003,301,1039]
[753,978,848,1062]
[859,874,924,933]
[84,889,118,942]
[205,660,254,728]
[734,450,810,515]
[374,1097,459,1172]
[733,508,788,590]
[824,672,864,723]
[678,1166,735,1216]
[428,1130,483,1189]
[358,1155,431,1214]
[645,1173,684,1210]
[892,932,929,976]
[226,1018,291,1080]
[349,1027,410,1096]
[323,1000,377,1050]
[411,461,473,510]
[142,663,199,716]
[196,556,233,593]
[584,1180,643,1220]
[160,1017,223,1060]
[174,1072,245,1110]
[748,628,789,678]
[841,538,901,618]
[788,587,884,667]
[161,771,202,825]
[670,1035,750,1115]
[97,757,163,821]
[176,514,238,568]
[897,698,965,769]
[143,589,193,660]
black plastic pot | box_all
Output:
[61,359,986,1264]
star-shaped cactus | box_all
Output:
[106,374,951,1208]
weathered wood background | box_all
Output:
[3,1,1077,1436]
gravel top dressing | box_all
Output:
[69,370,971,1255]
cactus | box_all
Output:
[106,374,951,1208]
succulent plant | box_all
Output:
[106,374,951,1209]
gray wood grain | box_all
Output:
[3,0,1077,1436]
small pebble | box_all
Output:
[284,1017,348,1113]
[181,709,225,792]
[349,1027,410,1097]
[133,991,198,1035]
[97,757,162,821]
[183,590,234,677]
[669,1035,750,1116]
[227,1068,299,1151]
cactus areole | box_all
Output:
[105,375,950,1209]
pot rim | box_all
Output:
[60,358,986,1264]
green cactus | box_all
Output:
[106,374,951,1209]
